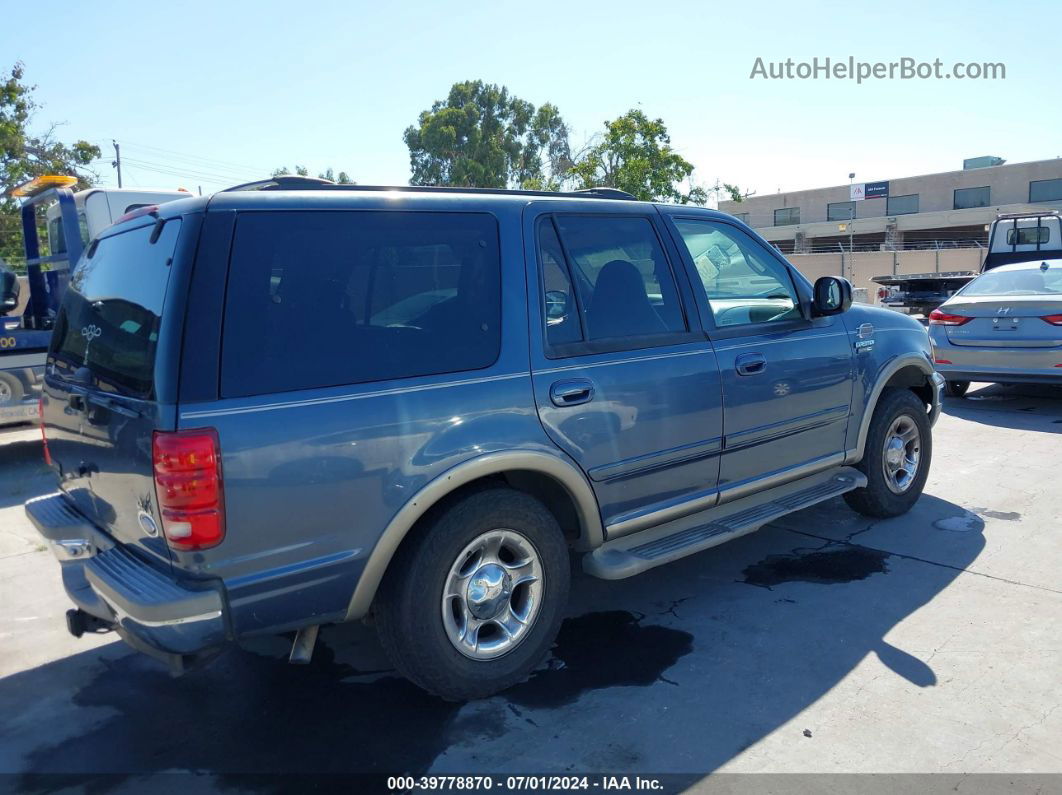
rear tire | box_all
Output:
[0,372,24,406]
[944,380,970,398]
[375,488,570,701]
[844,388,932,518]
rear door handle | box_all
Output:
[549,379,594,407]
[735,353,767,376]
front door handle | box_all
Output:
[735,353,767,376]
[549,379,594,407]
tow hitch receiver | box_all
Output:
[65,608,114,638]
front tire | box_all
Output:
[375,488,570,701]
[844,388,932,518]
[944,380,970,398]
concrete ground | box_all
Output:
[0,384,1060,791]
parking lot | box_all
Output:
[0,384,1059,788]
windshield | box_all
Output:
[961,262,1062,296]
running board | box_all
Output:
[583,467,866,580]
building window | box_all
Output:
[732,212,750,225]
[827,201,856,221]
[774,207,799,226]
[1029,178,1062,203]
[954,186,991,209]
[887,194,919,215]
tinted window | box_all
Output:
[954,186,990,209]
[827,201,856,221]
[887,194,919,215]
[673,219,801,328]
[774,207,799,226]
[547,215,686,345]
[537,220,582,347]
[49,220,181,398]
[221,211,501,397]
[1029,179,1062,203]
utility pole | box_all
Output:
[847,172,855,279]
[112,140,122,188]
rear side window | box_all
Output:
[49,220,181,398]
[536,215,686,354]
[221,211,501,397]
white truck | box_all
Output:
[1,177,191,425]
[873,211,1062,317]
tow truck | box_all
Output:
[0,176,189,426]
[872,210,1062,317]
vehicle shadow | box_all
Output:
[941,382,1062,433]
[0,437,53,510]
[0,491,984,790]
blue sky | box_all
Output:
[3,0,1060,200]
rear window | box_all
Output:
[1006,227,1051,246]
[49,220,181,398]
[961,263,1062,296]
[221,211,501,398]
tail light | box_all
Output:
[152,429,225,550]
[38,398,51,466]
[1040,314,1062,326]
[114,204,159,225]
[934,358,953,365]
[928,309,972,326]
[877,287,890,301]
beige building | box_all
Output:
[719,157,1062,255]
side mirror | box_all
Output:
[0,268,19,316]
[813,276,852,316]
[544,290,570,322]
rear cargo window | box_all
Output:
[49,220,181,398]
[221,211,501,398]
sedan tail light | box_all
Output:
[152,429,225,550]
[1040,314,1062,326]
[928,309,972,326]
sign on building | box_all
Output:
[850,180,889,201]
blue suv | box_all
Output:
[27,178,943,700]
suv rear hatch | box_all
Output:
[41,216,184,569]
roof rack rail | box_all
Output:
[224,175,337,192]
[220,179,638,200]
[995,209,1060,221]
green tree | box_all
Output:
[271,165,354,183]
[569,109,709,204]
[1,62,101,268]
[403,80,570,189]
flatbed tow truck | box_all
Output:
[873,210,1062,317]
[1,176,189,426]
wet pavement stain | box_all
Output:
[16,611,692,791]
[742,546,890,588]
[507,611,693,709]
[973,508,1021,521]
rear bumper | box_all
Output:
[25,493,227,657]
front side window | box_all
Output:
[774,207,799,226]
[954,186,991,209]
[536,215,687,351]
[221,211,501,397]
[827,201,856,221]
[672,219,801,328]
